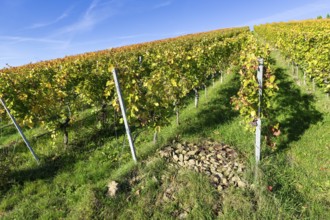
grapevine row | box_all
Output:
[231,32,279,147]
[254,19,330,93]
[0,27,249,141]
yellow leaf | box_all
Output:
[171,79,177,87]
[104,90,111,97]
[108,65,114,72]
[106,80,114,87]
[111,98,118,108]
[132,105,139,112]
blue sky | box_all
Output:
[1,0,329,68]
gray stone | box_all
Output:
[187,150,197,156]
[210,168,217,174]
[178,211,188,219]
[179,154,183,162]
[188,159,195,166]
[237,167,243,173]
[237,180,246,188]
[212,176,220,184]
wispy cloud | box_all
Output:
[153,1,172,9]
[58,0,119,35]
[244,1,330,26]
[0,35,67,44]
[116,33,150,40]
[26,8,72,29]
[116,31,186,40]
[0,56,19,60]
[64,31,187,50]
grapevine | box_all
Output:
[231,32,280,148]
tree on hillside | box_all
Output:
[317,15,323,19]
[327,13,330,19]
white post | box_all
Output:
[0,98,39,164]
[255,58,263,163]
[175,105,179,126]
[112,68,137,162]
[194,88,199,108]
[296,66,299,77]
[291,62,294,76]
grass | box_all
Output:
[0,53,329,219]
[260,51,330,217]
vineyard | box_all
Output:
[0,19,329,219]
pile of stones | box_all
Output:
[159,140,248,192]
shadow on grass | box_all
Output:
[270,67,323,152]
[179,74,240,136]
[0,116,127,196]
[0,125,17,138]
[262,155,309,218]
